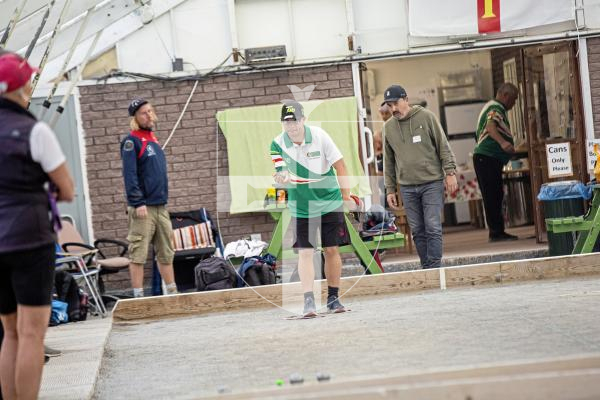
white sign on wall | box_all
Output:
[546,142,573,178]
[586,140,600,172]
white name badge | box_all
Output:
[412,135,422,143]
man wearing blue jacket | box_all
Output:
[121,98,177,297]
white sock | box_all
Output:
[165,283,178,295]
[133,288,144,298]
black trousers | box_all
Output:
[473,153,506,236]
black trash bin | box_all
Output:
[538,181,590,256]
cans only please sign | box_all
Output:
[546,143,573,178]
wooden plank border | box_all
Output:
[198,354,600,400]
[113,253,600,323]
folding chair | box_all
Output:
[58,218,131,304]
[55,255,107,317]
[93,238,131,303]
[57,220,108,316]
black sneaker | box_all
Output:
[303,296,317,317]
[327,296,346,313]
[44,345,62,358]
[489,232,518,242]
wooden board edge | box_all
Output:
[113,253,600,323]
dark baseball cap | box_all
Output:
[128,98,149,116]
[381,85,407,106]
[281,100,304,121]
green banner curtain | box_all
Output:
[216,97,371,214]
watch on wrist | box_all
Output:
[446,171,456,176]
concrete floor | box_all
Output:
[92,275,600,399]
[381,224,545,267]
[40,317,112,400]
[327,224,547,278]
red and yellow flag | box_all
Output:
[409,0,573,37]
[478,0,501,34]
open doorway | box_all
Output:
[360,39,587,261]
[489,40,587,242]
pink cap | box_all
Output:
[0,54,38,94]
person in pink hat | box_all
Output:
[0,51,74,400]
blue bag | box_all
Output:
[55,242,63,259]
[50,300,69,325]
[537,181,593,201]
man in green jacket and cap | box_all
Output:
[383,85,457,269]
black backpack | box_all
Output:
[194,257,237,291]
[54,271,87,322]
[244,261,276,286]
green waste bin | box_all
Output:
[538,181,588,256]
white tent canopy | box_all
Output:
[1,0,598,84]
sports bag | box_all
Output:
[194,257,237,291]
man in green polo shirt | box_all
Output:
[473,83,519,242]
[270,100,353,317]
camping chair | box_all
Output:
[55,254,107,317]
[57,220,106,316]
[58,218,130,300]
[92,238,131,303]
[57,219,128,314]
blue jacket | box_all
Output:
[120,129,168,207]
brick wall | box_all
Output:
[78,64,354,290]
[588,37,600,138]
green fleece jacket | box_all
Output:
[383,106,456,192]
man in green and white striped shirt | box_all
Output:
[270,101,353,317]
[473,83,519,242]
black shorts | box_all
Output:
[293,208,349,249]
[0,243,56,314]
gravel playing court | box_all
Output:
[93,276,600,399]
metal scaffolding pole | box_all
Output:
[39,4,94,121]
[29,0,72,95]
[0,0,29,48]
[24,0,57,60]
[48,31,100,129]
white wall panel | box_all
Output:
[291,0,349,60]
[236,0,291,55]
[236,0,349,62]
[584,0,600,29]
[352,0,408,55]
[172,0,233,70]
[118,13,174,74]
[118,0,232,74]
